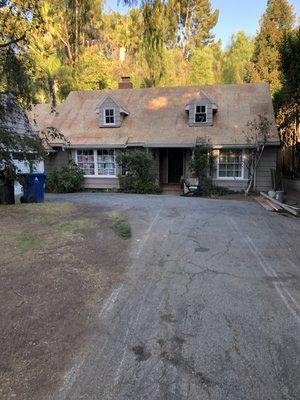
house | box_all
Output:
[30,80,280,192]
[0,93,44,196]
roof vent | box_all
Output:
[118,76,133,89]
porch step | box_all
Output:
[160,184,183,196]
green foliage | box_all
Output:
[171,0,219,58]
[200,177,232,197]
[46,162,84,193]
[116,149,160,194]
[189,140,215,184]
[250,0,295,94]
[222,31,254,84]
[275,28,300,172]
[187,46,215,85]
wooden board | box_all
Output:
[255,196,281,212]
[260,192,300,217]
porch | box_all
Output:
[152,148,191,195]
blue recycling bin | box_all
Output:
[22,173,46,203]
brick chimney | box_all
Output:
[118,76,133,89]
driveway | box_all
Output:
[46,193,300,400]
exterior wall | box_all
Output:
[83,177,120,189]
[44,150,70,174]
[99,96,123,128]
[254,146,278,192]
[188,102,213,127]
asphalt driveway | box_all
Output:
[46,193,300,400]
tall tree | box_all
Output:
[142,0,169,86]
[187,46,215,85]
[173,0,219,58]
[250,0,295,94]
[222,31,254,84]
[275,28,300,173]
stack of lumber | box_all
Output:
[255,196,283,212]
[257,192,300,217]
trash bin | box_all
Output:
[0,174,15,205]
[22,173,46,203]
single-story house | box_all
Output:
[30,79,280,192]
[0,93,44,196]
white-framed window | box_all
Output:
[195,105,207,123]
[97,149,116,176]
[77,149,95,175]
[218,149,243,179]
[104,108,115,125]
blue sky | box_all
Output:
[105,0,300,47]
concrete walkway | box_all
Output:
[46,193,300,400]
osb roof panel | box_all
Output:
[30,83,279,147]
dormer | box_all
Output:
[96,95,129,128]
[185,91,217,127]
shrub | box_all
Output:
[46,162,84,193]
[200,177,233,197]
[116,149,160,194]
[189,140,215,185]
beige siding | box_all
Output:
[83,177,120,189]
[213,179,248,191]
[44,151,70,174]
[255,147,278,192]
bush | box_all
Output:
[119,177,161,194]
[46,162,84,193]
[116,149,160,194]
[200,177,233,197]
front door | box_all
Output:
[168,149,183,183]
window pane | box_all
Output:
[77,150,95,175]
[219,150,243,178]
[97,149,116,176]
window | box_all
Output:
[104,108,115,125]
[97,149,116,176]
[218,150,243,179]
[195,105,207,123]
[77,150,95,175]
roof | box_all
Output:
[0,93,35,137]
[29,83,279,148]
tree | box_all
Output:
[173,0,219,58]
[57,0,103,64]
[142,0,169,86]
[187,46,215,85]
[244,115,274,194]
[189,138,214,185]
[275,28,300,174]
[222,31,254,84]
[250,0,295,94]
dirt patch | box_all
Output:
[0,202,131,400]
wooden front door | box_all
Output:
[168,149,183,183]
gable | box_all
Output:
[95,95,129,128]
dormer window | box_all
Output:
[195,105,207,123]
[104,108,115,125]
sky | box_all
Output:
[105,0,300,47]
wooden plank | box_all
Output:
[255,196,281,212]
[260,192,300,217]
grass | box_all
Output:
[17,233,40,253]
[107,212,132,240]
